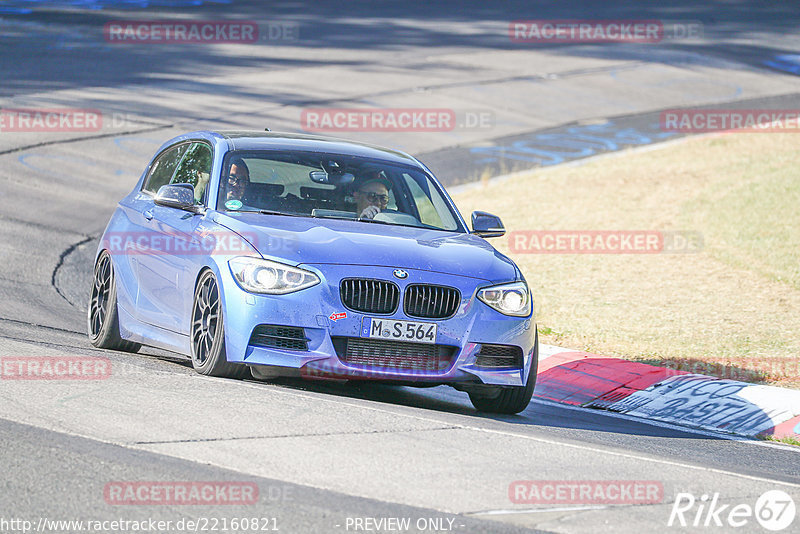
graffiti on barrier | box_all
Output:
[611,375,800,435]
[764,54,800,76]
[470,120,677,167]
[0,0,230,14]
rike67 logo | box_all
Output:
[668,490,796,531]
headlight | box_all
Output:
[228,256,320,295]
[477,281,531,317]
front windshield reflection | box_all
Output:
[216,150,464,233]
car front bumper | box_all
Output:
[220,264,537,387]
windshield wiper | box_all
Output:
[355,217,394,225]
[310,214,353,220]
[259,209,304,216]
[303,213,427,229]
[233,209,304,217]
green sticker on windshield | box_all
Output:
[225,199,243,211]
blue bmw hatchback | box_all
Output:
[88,131,538,413]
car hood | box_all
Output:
[212,212,518,283]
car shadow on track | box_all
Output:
[123,348,732,441]
[238,375,728,440]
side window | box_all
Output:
[404,174,443,227]
[402,173,459,230]
[171,143,213,204]
[142,143,189,194]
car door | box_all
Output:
[135,142,212,333]
[119,142,190,326]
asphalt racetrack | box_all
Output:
[1,2,799,533]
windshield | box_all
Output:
[216,150,464,232]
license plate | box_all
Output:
[361,318,437,344]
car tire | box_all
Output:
[87,251,142,353]
[468,330,538,414]
[190,270,250,379]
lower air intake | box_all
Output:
[332,337,457,373]
[474,344,523,369]
[249,325,308,351]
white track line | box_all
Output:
[219,377,800,488]
[471,505,608,515]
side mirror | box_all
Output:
[471,211,505,238]
[154,184,202,213]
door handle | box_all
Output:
[143,209,154,221]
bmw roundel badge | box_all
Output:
[393,269,409,279]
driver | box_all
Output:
[353,170,391,219]
[224,156,250,203]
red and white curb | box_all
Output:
[534,345,800,441]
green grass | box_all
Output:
[688,160,800,289]
[758,434,800,448]
[451,133,800,388]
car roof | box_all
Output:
[212,130,420,166]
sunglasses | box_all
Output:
[360,191,389,204]
[228,175,248,186]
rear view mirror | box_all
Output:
[309,170,355,186]
[471,211,505,238]
[309,170,329,183]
